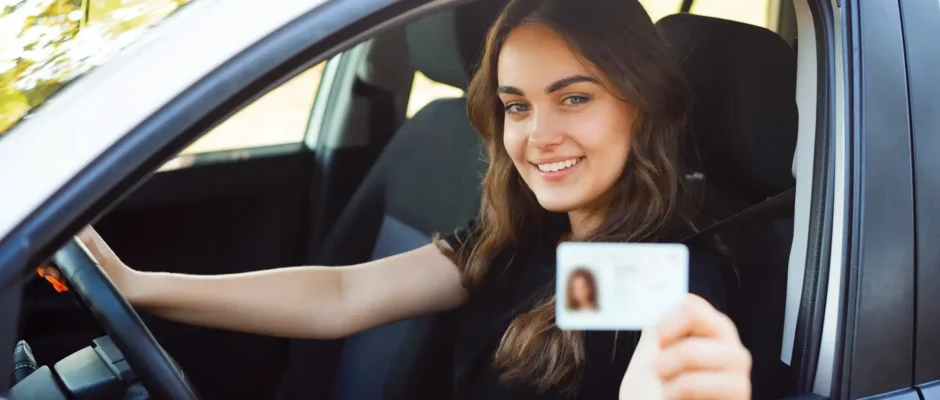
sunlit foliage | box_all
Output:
[0,0,189,134]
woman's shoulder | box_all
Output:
[440,218,480,257]
[439,218,522,294]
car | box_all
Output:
[0,0,936,399]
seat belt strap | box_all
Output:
[682,187,796,242]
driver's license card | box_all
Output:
[555,242,689,331]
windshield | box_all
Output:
[0,0,190,136]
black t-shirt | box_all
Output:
[440,220,733,399]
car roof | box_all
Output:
[0,0,330,240]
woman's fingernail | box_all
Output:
[37,268,45,278]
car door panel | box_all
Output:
[835,0,917,398]
[897,0,940,388]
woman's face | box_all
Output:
[569,274,594,306]
[497,24,637,214]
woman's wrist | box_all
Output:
[117,267,151,306]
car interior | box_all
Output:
[12,0,821,399]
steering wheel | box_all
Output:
[52,237,200,400]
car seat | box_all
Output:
[656,13,800,399]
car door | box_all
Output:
[6,2,409,400]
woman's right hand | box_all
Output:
[37,226,136,293]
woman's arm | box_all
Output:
[42,227,468,339]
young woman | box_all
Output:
[42,0,752,398]
[565,268,599,311]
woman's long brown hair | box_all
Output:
[436,0,694,394]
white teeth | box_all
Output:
[537,157,581,172]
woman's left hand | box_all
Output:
[620,294,751,400]
[656,294,751,399]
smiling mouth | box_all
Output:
[534,157,583,173]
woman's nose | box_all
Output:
[526,111,564,149]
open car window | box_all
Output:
[0,0,191,137]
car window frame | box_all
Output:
[788,0,838,394]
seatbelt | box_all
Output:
[682,186,796,242]
[678,186,797,323]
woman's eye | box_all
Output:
[504,102,529,115]
[562,95,591,106]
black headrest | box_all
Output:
[406,2,501,89]
[657,14,798,199]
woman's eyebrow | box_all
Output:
[497,85,524,95]
[497,75,599,96]
[546,75,599,94]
